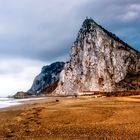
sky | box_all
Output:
[0,0,140,97]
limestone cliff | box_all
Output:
[28,62,64,94]
[54,18,140,95]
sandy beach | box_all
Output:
[0,96,140,140]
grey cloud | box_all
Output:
[0,0,86,61]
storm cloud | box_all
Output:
[0,0,140,96]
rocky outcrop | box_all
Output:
[14,91,29,99]
[116,72,140,90]
[28,62,65,94]
[54,18,140,95]
[40,80,59,95]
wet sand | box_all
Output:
[0,96,140,140]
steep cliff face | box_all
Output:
[28,62,64,94]
[54,18,140,95]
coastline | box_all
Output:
[0,97,46,109]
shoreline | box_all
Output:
[1,94,140,110]
[0,97,48,110]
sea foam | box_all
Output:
[0,98,21,108]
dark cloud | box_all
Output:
[0,0,87,62]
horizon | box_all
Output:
[0,0,140,97]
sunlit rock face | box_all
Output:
[28,62,65,94]
[54,18,140,95]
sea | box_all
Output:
[0,97,45,109]
[0,97,21,108]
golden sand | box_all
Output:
[0,96,140,140]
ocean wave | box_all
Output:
[0,98,21,108]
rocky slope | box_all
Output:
[54,18,140,95]
[28,62,64,94]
